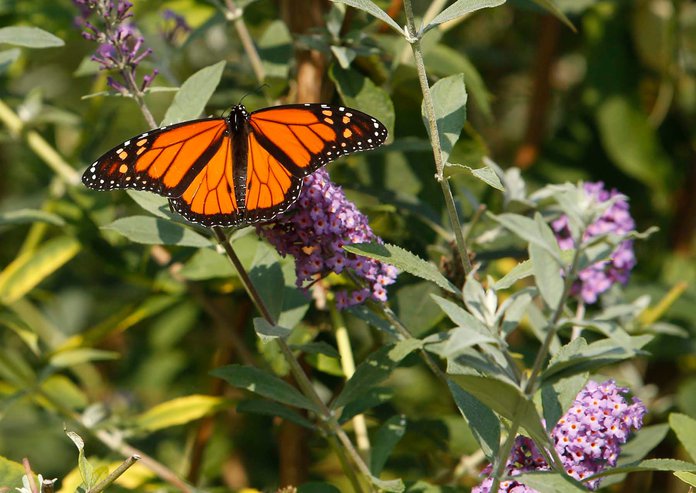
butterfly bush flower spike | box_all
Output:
[257,169,397,309]
[473,380,646,492]
[74,0,158,94]
[552,182,636,303]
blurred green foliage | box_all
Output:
[1,0,696,492]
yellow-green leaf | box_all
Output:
[135,395,226,432]
[0,236,80,304]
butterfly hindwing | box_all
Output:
[168,134,246,227]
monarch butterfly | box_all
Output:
[82,103,388,227]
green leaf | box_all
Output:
[370,476,405,493]
[447,379,500,459]
[0,208,65,226]
[103,216,210,247]
[490,212,562,261]
[371,415,407,475]
[513,471,586,492]
[179,247,236,280]
[330,0,403,34]
[333,342,420,409]
[211,364,319,412]
[423,74,467,165]
[237,399,316,429]
[431,295,491,335]
[290,341,340,358]
[0,48,20,72]
[0,26,64,48]
[674,471,696,488]
[49,348,119,368]
[529,0,576,32]
[529,242,563,309]
[329,64,395,139]
[0,236,80,304]
[161,60,225,125]
[614,424,669,468]
[135,395,226,432]
[423,0,506,33]
[590,459,696,479]
[126,190,173,220]
[446,163,504,191]
[344,242,458,294]
[448,374,550,447]
[540,336,652,385]
[494,259,534,290]
[339,387,393,423]
[253,318,292,342]
[395,282,446,336]
[596,95,672,200]
[670,413,696,462]
[539,373,587,431]
[66,430,96,489]
[258,20,292,79]
[0,455,25,488]
[423,43,492,120]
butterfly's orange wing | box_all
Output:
[83,118,228,198]
[242,104,388,221]
[83,104,388,227]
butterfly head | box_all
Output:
[229,104,249,132]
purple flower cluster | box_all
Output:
[74,0,158,95]
[552,182,637,304]
[257,169,397,309]
[473,380,646,492]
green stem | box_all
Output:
[331,299,371,457]
[211,227,372,493]
[87,455,140,493]
[402,0,472,277]
[224,0,266,84]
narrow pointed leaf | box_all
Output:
[344,242,458,293]
[0,26,64,48]
[161,60,225,125]
[135,395,226,432]
[211,364,319,413]
[422,74,467,165]
[103,216,210,247]
[0,236,80,304]
[371,415,407,475]
[423,0,506,33]
[330,0,402,34]
[448,379,499,459]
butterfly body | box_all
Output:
[83,103,387,227]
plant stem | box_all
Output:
[524,245,582,395]
[87,455,140,493]
[0,99,80,185]
[402,0,472,277]
[224,0,266,83]
[211,226,373,493]
[331,300,371,457]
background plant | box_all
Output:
[1,0,696,492]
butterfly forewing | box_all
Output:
[82,118,228,198]
[248,104,388,176]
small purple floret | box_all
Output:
[473,380,646,492]
[552,182,637,304]
[74,0,158,93]
[257,169,397,309]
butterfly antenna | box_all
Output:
[237,83,270,106]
